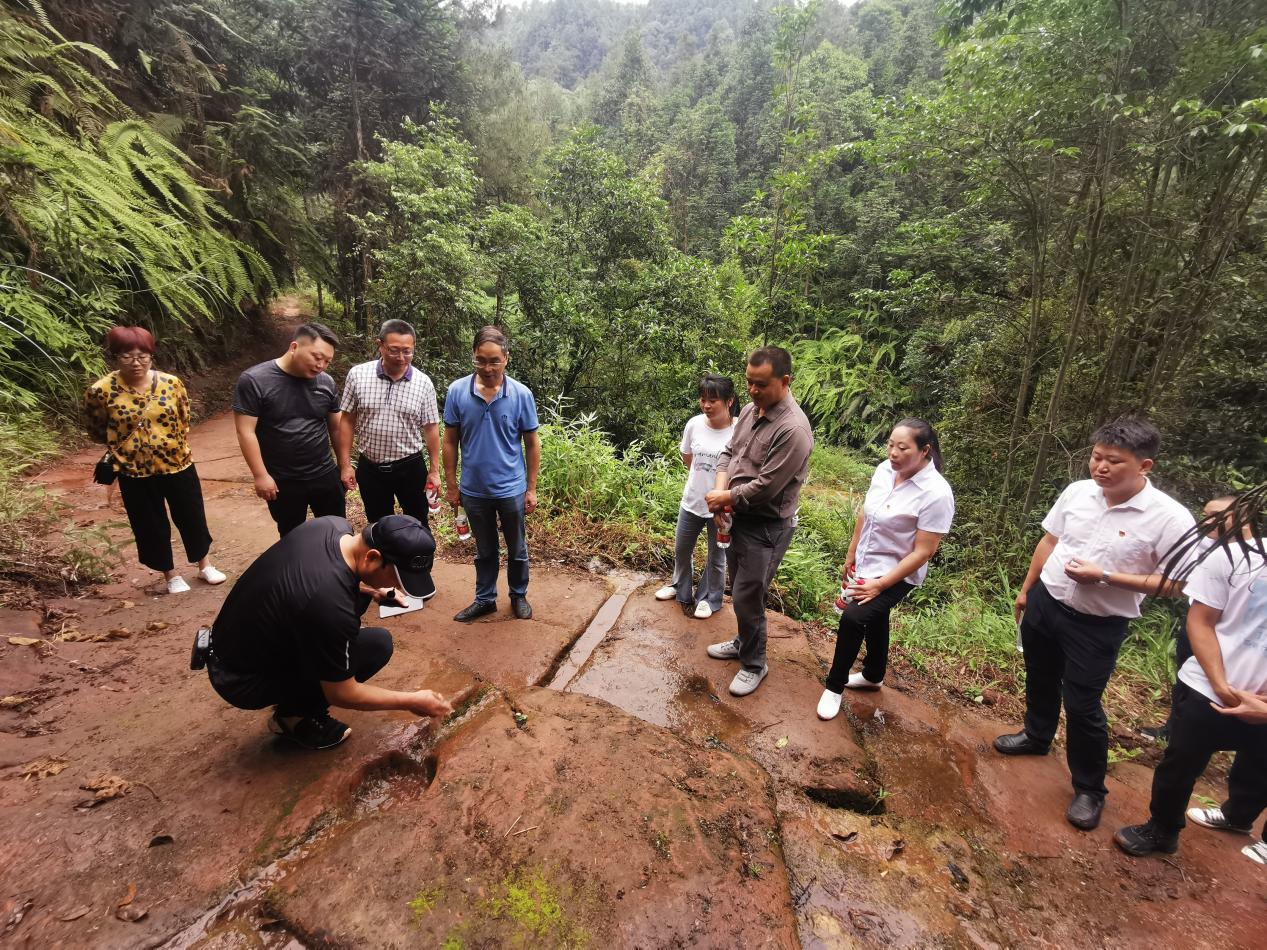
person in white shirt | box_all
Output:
[817,419,954,721]
[994,419,1196,833]
[1115,488,1267,866]
[655,375,737,619]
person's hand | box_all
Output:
[406,689,453,718]
[1014,588,1028,625]
[846,577,883,605]
[445,483,460,507]
[1211,680,1244,710]
[253,473,279,501]
[1064,558,1104,585]
[524,489,538,514]
[840,563,856,584]
[425,475,440,494]
[369,586,403,606]
[704,489,730,512]
[340,464,357,491]
[1211,689,1267,724]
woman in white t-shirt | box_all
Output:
[1115,494,1267,865]
[655,375,737,619]
[817,419,955,721]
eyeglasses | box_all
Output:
[116,353,152,364]
[474,358,504,368]
[382,346,414,357]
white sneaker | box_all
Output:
[1243,840,1267,865]
[845,671,882,690]
[198,565,227,585]
[729,666,768,697]
[693,601,713,619]
[707,640,740,660]
[817,688,844,721]
[654,585,678,601]
[1187,806,1252,834]
[166,575,191,594]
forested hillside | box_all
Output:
[3,0,1265,589]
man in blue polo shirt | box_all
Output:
[442,326,541,622]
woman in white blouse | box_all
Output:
[817,419,955,720]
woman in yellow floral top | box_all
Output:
[85,326,226,594]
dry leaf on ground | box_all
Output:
[145,621,169,632]
[1,695,29,708]
[775,736,789,749]
[105,628,131,640]
[56,906,90,922]
[7,637,41,647]
[117,883,136,908]
[19,757,69,780]
[77,774,132,807]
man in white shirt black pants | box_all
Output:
[995,419,1195,832]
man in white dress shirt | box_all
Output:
[994,419,1195,832]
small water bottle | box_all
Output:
[833,584,852,615]
[426,484,442,516]
[454,507,472,542]
[716,507,733,549]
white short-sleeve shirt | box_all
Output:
[854,460,955,588]
[679,414,735,518]
[339,360,439,465]
[1179,549,1267,702]
[1039,478,1195,618]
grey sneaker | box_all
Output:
[729,665,768,696]
[707,639,740,660]
[1243,840,1267,865]
[1187,806,1252,834]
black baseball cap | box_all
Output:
[362,515,436,599]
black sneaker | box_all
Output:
[270,712,351,750]
[454,600,497,622]
[1114,821,1179,857]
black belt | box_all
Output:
[358,452,424,473]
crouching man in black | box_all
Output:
[201,514,452,749]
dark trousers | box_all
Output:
[266,467,346,537]
[1020,581,1130,798]
[356,453,431,529]
[728,515,795,673]
[118,465,213,573]
[463,492,529,603]
[825,582,915,690]
[1150,681,1267,839]
[208,627,394,719]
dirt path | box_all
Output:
[2,303,1265,947]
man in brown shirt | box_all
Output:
[705,346,814,696]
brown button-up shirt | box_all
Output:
[718,395,813,520]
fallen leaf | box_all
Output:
[105,628,131,640]
[117,601,136,610]
[145,621,169,632]
[148,833,174,847]
[1,695,29,708]
[7,637,41,647]
[775,736,789,749]
[77,773,132,808]
[56,906,90,922]
[3,898,33,934]
[948,862,970,890]
[884,838,906,860]
[831,831,858,844]
[117,883,136,908]
[19,756,69,780]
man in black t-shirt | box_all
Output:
[205,515,451,750]
[233,323,346,537]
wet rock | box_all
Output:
[271,689,799,947]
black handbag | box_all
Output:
[92,374,157,486]
[92,452,117,486]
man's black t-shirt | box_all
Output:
[233,360,338,481]
[212,517,370,682]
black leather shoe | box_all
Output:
[511,596,533,620]
[992,731,1050,756]
[454,601,496,623]
[1066,792,1105,830]
[1114,821,1179,856]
